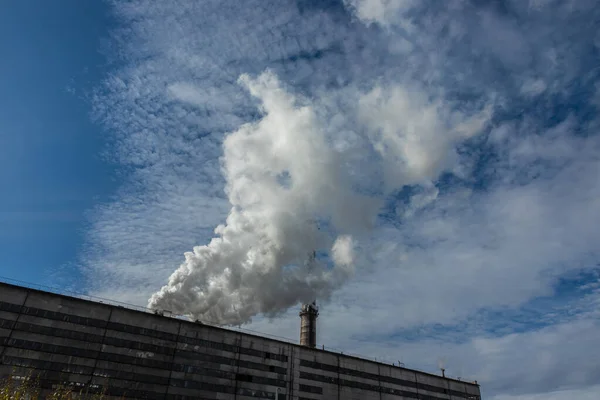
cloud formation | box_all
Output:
[343,0,416,26]
[148,71,368,324]
[86,0,600,397]
[148,70,490,325]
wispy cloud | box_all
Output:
[84,0,600,397]
[492,385,600,400]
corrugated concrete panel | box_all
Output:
[236,367,283,382]
[389,366,420,382]
[177,342,235,359]
[301,347,338,363]
[5,334,103,363]
[7,364,91,384]
[8,324,101,357]
[0,328,11,339]
[96,359,170,378]
[298,346,340,399]
[416,373,452,399]
[174,345,236,366]
[465,382,481,396]
[166,385,226,399]
[238,351,275,364]
[24,291,111,321]
[0,366,13,377]
[236,380,280,395]
[170,371,233,386]
[100,343,172,363]
[3,347,97,367]
[340,362,381,387]
[9,329,100,347]
[173,355,232,375]
[104,326,177,348]
[382,366,421,397]
[92,376,169,394]
[17,314,105,336]
[0,309,19,321]
[300,366,338,380]
[207,327,239,344]
[381,393,403,400]
[0,284,28,305]
[339,385,375,400]
[110,307,179,335]
[448,380,470,400]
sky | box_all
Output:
[2,0,600,399]
[0,1,117,285]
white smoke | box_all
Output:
[332,235,356,268]
[148,71,492,325]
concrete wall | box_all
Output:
[0,283,481,399]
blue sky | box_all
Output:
[2,1,600,399]
[0,1,117,285]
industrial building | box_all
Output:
[0,281,481,399]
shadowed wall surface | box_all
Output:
[0,282,481,400]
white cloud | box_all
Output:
[167,82,235,111]
[492,386,600,400]
[343,0,416,26]
[358,84,491,189]
[521,78,547,97]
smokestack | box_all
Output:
[299,301,319,348]
[441,368,446,378]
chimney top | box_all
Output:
[299,301,319,348]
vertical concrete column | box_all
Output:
[414,371,420,398]
[287,343,295,400]
[233,331,242,400]
[377,364,382,400]
[164,320,182,400]
[337,353,341,400]
[88,307,113,388]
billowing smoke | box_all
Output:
[148,71,491,325]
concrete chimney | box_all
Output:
[299,301,319,348]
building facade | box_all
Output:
[0,282,481,399]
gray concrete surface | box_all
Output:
[0,282,481,399]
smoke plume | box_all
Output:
[148,71,491,325]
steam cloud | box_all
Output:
[148,71,491,325]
